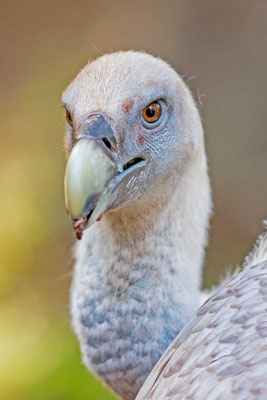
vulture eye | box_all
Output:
[142,101,162,125]
[65,110,73,127]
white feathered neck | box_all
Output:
[71,146,211,399]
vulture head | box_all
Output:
[62,51,212,400]
[63,51,209,238]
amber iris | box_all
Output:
[142,101,161,123]
[65,110,73,127]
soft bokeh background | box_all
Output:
[0,1,266,399]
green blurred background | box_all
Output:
[0,1,266,399]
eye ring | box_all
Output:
[142,101,162,125]
[65,109,73,127]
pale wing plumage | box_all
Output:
[137,260,267,400]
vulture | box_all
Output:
[62,51,267,400]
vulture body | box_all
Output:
[62,51,267,400]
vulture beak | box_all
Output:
[64,114,146,239]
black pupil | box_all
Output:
[146,105,156,118]
[68,112,72,121]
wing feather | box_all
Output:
[136,260,267,400]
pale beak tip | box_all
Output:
[64,138,117,238]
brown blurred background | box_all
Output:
[0,1,266,399]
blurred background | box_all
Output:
[0,1,266,399]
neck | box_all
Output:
[71,151,211,400]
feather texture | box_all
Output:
[137,228,267,400]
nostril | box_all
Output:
[102,138,112,150]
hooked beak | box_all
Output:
[64,115,146,239]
